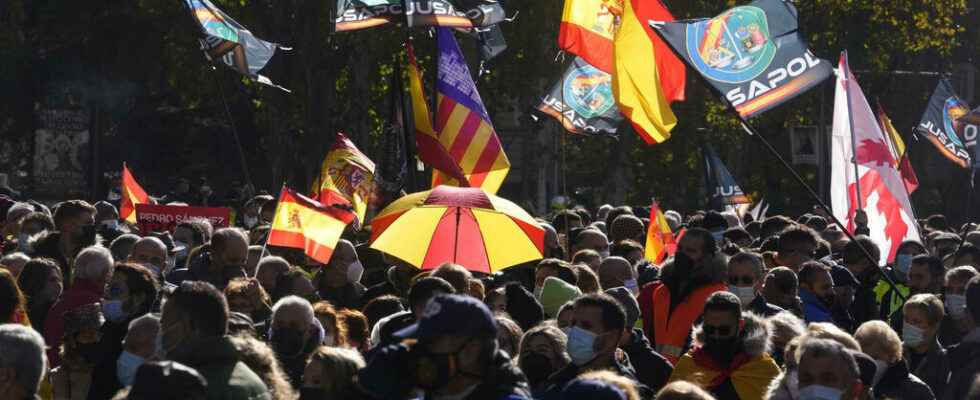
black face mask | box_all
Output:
[76,341,105,365]
[520,352,554,386]
[299,387,327,400]
[273,327,306,358]
[704,335,739,366]
[76,224,97,246]
[415,348,457,391]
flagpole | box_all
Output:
[261,182,286,256]
[213,69,256,192]
[842,52,864,212]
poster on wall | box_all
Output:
[32,109,91,199]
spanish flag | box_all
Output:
[878,105,920,194]
[558,0,622,73]
[120,163,151,224]
[406,42,469,185]
[268,187,352,264]
[645,200,674,263]
[312,132,377,225]
[612,0,684,144]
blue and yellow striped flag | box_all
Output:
[432,27,510,194]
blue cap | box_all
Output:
[561,378,627,400]
[395,294,497,340]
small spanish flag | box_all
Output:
[120,163,151,224]
[267,186,353,264]
[644,199,675,264]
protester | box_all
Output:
[0,324,47,399]
[371,276,454,347]
[273,267,317,303]
[773,226,819,272]
[842,236,882,326]
[125,361,208,400]
[0,252,29,277]
[728,252,783,317]
[535,259,578,298]
[795,338,863,400]
[500,282,544,331]
[940,265,978,346]
[44,245,114,367]
[269,296,324,388]
[50,303,105,399]
[230,334,297,400]
[362,294,404,329]
[31,200,99,286]
[108,234,140,265]
[854,320,934,399]
[127,237,169,279]
[160,281,271,399]
[765,311,805,367]
[301,346,364,399]
[166,227,248,290]
[117,314,159,388]
[944,276,980,400]
[225,277,273,327]
[605,286,673,392]
[901,293,950,397]
[597,256,636,293]
[496,316,523,358]
[654,381,717,400]
[255,256,291,296]
[338,309,370,352]
[876,240,926,324]
[17,257,62,330]
[560,376,630,400]
[761,267,803,317]
[668,292,780,399]
[314,239,366,309]
[0,269,28,326]
[571,263,601,294]
[518,324,570,397]
[798,261,835,323]
[571,229,611,259]
[639,228,728,363]
[312,300,346,348]
[540,276,582,319]
[572,249,602,272]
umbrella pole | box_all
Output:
[453,207,461,264]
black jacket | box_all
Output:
[541,355,654,400]
[904,339,950,398]
[747,296,785,318]
[443,350,532,400]
[621,328,673,392]
[943,330,980,400]
[874,359,935,400]
[30,231,73,287]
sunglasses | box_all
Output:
[729,275,755,286]
[702,324,735,336]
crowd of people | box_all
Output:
[2,193,980,400]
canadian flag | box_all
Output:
[830,53,921,264]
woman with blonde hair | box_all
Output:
[300,346,365,399]
[854,320,934,399]
[230,335,297,400]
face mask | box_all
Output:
[520,352,555,385]
[103,300,126,323]
[101,220,119,231]
[413,340,472,391]
[903,322,926,347]
[243,215,258,229]
[347,260,364,283]
[116,351,145,387]
[711,231,725,244]
[77,224,97,245]
[566,326,599,366]
[299,387,327,400]
[729,285,756,306]
[273,327,307,358]
[598,249,610,259]
[624,279,639,295]
[76,341,105,365]
[946,294,967,319]
[872,358,888,386]
[895,254,914,278]
[704,335,739,366]
[174,241,189,261]
[798,384,843,400]
[323,334,335,347]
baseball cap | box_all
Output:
[395,294,497,340]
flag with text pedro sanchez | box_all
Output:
[653,0,832,118]
[917,79,973,169]
[333,0,505,32]
[537,57,624,137]
[184,0,289,91]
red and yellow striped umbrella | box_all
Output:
[369,185,544,274]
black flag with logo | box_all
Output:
[652,0,832,118]
[916,79,974,168]
[703,144,750,209]
[536,57,623,137]
[333,0,504,31]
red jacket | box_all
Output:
[43,279,104,368]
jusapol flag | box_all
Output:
[830,53,920,264]
[917,79,973,168]
[703,144,751,208]
[537,56,624,137]
[268,187,352,264]
[652,0,832,118]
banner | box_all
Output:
[184,0,289,91]
[537,57,623,137]
[136,204,231,234]
[333,0,505,32]
[653,0,832,118]
[33,109,90,199]
[916,79,972,168]
[703,144,750,208]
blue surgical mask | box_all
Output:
[116,351,145,387]
[902,322,926,347]
[946,294,967,319]
[895,254,914,278]
[103,300,126,323]
[798,384,843,400]
[728,285,757,306]
[566,326,599,366]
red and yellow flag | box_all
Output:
[645,200,675,263]
[878,105,920,194]
[612,0,685,144]
[407,43,469,185]
[120,163,151,224]
[312,132,377,225]
[558,0,623,73]
[268,187,352,264]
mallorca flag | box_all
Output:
[312,133,377,226]
[558,0,623,74]
[268,187,351,264]
[407,42,469,185]
[612,0,685,145]
[878,105,919,194]
[432,27,510,194]
[645,200,675,263]
[120,163,151,224]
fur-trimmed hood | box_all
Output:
[691,312,772,358]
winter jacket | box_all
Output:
[904,339,950,398]
[447,350,532,400]
[943,329,980,400]
[799,289,833,324]
[42,279,104,368]
[171,336,271,400]
[747,295,785,318]
[540,355,653,400]
[874,359,935,400]
[669,312,781,400]
[621,328,673,392]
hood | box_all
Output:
[660,251,728,286]
[692,312,771,358]
[540,277,581,318]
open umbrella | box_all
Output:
[369,185,544,273]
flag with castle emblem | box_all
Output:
[268,186,353,264]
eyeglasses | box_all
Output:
[702,324,734,336]
[729,275,755,286]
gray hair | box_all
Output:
[0,324,47,394]
[125,314,161,354]
[74,246,114,282]
[766,311,806,345]
[798,338,859,382]
[257,256,291,275]
[272,295,315,325]
[5,202,35,223]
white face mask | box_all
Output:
[566,326,599,366]
[872,359,888,386]
[946,294,967,319]
[902,322,926,347]
[347,260,364,283]
[798,384,843,400]
[728,285,757,306]
[624,279,639,295]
